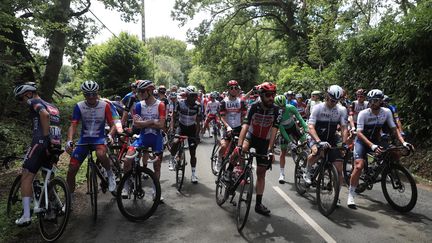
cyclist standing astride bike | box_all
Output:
[304,85,348,193]
[231,82,281,216]
[66,81,117,197]
[122,80,166,197]
[348,89,413,208]
[348,89,368,133]
[273,95,308,184]
[13,82,62,226]
[170,85,202,183]
[202,92,221,137]
[218,80,247,171]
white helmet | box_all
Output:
[137,80,155,90]
[327,85,343,100]
[367,89,384,100]
[81,80,99,93]
[14,82,37,97]
[186,85,197,94]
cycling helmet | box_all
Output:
[327,85,343,100]
[137,80,155,90]
[131,81,137,88]
[113,95,121,101]
[367,89,384,100]
[295,93,303,99]
[383,95,391,102]
[286,91,294,96]
[311,90,321,96]
[14,83,37,97]
[258,82,276,94]
[186,85,197,94]
[210,92,218,99]
[169,92,177,99]
[274,95,287,107]
[81,80,99,93]
[227,80,238,87]
[356,89,366,96]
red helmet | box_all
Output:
[227,80,238,87]
[259,82,276,93]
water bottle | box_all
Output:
[33,180,42,199]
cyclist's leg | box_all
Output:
[67,145,89,193]
[169,126,182,156]
[188,127,198,177]
[350,140,368,188]
[147,133,164,180]
[251,136,271,214]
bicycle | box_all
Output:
[215,149,268,231]
[116,146,161,221]
[171,135,198,191]
[343,145,417,212]
[210,119,220,144]
[294,145,342,217]
[7,147,71,242]
[210,132,239,176]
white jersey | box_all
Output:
[350,100,369,124]
[220,97,247,128]
[357,107,396,141]
[309,103,347,142]
[206,100,220,115]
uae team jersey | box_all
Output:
[308,103,347,142]
[72,100,114,144]
[357,107,396,142]
[244,102,281,140]
[220,97,247,128]
[134,99,166,135]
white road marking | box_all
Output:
[273,186,337,243]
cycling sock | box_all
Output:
[256,194,263,206]
[349,185,356,194]
[279,167,284,175]
[23,197,31,218]
[191,167,196,175]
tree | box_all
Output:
[81,32,153,97]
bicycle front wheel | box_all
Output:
[316,164,340,217]
[236,169,254,232]
[39,177,71,242]
[294,152,308,195]
[116,167,161,221]
[176,151,186,191]
[215,159,230,206]
[210,142,220,176]
[381,164,417,213]
[7,175,23,222]
[343,151,354,186]
[89,166,98,222]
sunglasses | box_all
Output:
[84,92,98,97]
[229,86,239,90]
[328,97,339,103]
[159,89,166,93]
[369,98,382,103]
[263,92,276,98]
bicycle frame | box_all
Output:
[33,166,56,214]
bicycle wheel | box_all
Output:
[215,159,230,206]
[294,152,308,195]
[343,151,354,185]
[116,167,160,221]
[109,154,123,197]
[273,133,281,155]
[316,164,340,217]
[236,169,254,231]
[7,175,23,221]
[210,142,221,176]
[89,165,98,222]
[39,177,71,242]
[176,150,186,191]
[381,164,417,213]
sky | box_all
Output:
[88,0,208,45]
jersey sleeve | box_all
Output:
[158,102,166,119]
[29,99,46,114]
[291,105,308,131]
[134,102,141,117]
[243,104,256,125]
[340,106,348,126]
[71,104,81,124]
[385,108,397,129]
[308,104,319,125]
[104,103,114,125]
[356,110,366,131]
[124,95,136,112]
[241,100,247,116]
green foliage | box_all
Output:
[81,32,153,97]
[276,63,327,95]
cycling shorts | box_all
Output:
[245,132,271,169]
[280,126,302,149]
[130,133,163,154]
[23,143,51,174]
[176,124,198,149]
[354,139,387,160]
[70,144,107,167]
[222,126,242,140]
[308,138,342,162]
[204,115,219,127]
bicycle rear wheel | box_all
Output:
[7,175,23,222]
[294,152,308,195]
[236,169,254,231]
[381,164,417,213]
[116,167,161,221]
[316,164,340,217]
[210,142,221,176]
[176,150,186,191]
[89,165,98,222]
[215,159,230,206]
[39,177,71,242]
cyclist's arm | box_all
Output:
[67,123,78,142]
[348,103,355,128]
[237,124,249,147]
[268,106,283,151]
[39,109,51,137]
[307,105,321,142]
[291,105,308,132]
[195,104,202,138]
[340,107,348,144]
[356,111,373,147]
[104,103,116,138]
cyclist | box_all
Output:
[231,82,281,216]
[348,89,413,208]
[202,92,220,138]
[169,85,202,183]
[13,82,62,226]
[382,95,404,136]
[218,80,247,171]
[348,89,368,132]
[66,81,117,198]
[305,90,322,118]
[121,81,138,127]
[304,85,348,195]
[284,91,298,107]
[274,95,308,184]
[295,93,307,119]
[122,80,166,198]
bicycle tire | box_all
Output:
[210,142,220,176]
[116,167,160,221]
[7,175,23,221]
[176,150,186,191]
[381,163,417,213]
[89,165,98,222]
[215,159,230,206]
[343,151,354,185]
[236,169,254,231]
[316,164,340,217]
[294,152,308,195]
[109,154,123,197]
[39,177,71,242]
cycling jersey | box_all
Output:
[28,98,61,145]
[382,104,400,134]
[286,99,298,107]
[220,97,247,129]
[134,99,166,136]
[175,100,201,127]
[101,98,123,133]
[244,102,282,140]
[72,100,114,144]
[205,100,220,115]
[279,104,308,144]
[356,107,396,142]
[296,101,307,118]
[121,92,134,107]
[308,103,347,143]
[349,100,369,126]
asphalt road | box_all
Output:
[60,136,432,243]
